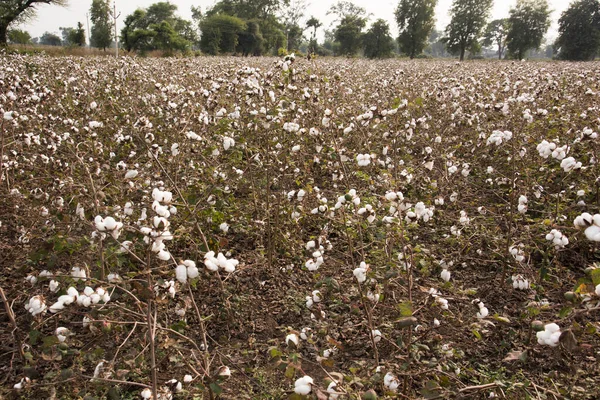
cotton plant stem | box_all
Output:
[0,286,25,361]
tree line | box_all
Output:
[2,0,600,61]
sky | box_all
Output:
[20,0,571,43]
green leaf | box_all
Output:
[29,330,42,345]
[472,329,482,340]
[591,269,600,286]
[397,301,413,317]
[209,382,223,395]
[558,306,573,318]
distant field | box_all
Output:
[1,55,599,399]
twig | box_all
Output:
[0,286,25,361]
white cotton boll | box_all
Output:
[219,222,229,233]
[372,329,382,343]
[560,157,581,172]
[84,286,94,296]
[157,250,171,261]
[176,264,188,283]
[125,170,138,179]
[285,333,299,346]
[90,293,101,304]
[595,284,600,296]
[49,301,65,313]
[103,217,117,231]
[49,280,59,292]
[184,374,193,383]
[81,296,92,307]
[306,240,316,250]
[141,388,152,399]
[306,296,314,308]
[55,327,69,343]
[477,306,489,319]
[72,267,86,281]
[585,225,600,242]
[441,269,451,282]
[94,216,106,231]
[353,267,367,283]
[294,376,313,395]
[102,293,111,303]
[312,290,322,303]
[223,136,235,150]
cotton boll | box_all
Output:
[49,280,59,292]
[440,269,451,282]
[183,374,193,383]
[141,388,152,399]
[353,266,367,283]
[285,333,299,346]
[157,250,171,261]
[294,375,313,395]
[372,329,382,343]
[176,264,188,283]
[585,225,600,242]
[125,170,138,179]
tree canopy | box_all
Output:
[363,19,395,59]
[0,0,67,46]
[482,19,508,59]
[443,0,493,61]
[395,0,437,59]
[90,0,112,50]
[506,0,551,60]
[555,0,600,60]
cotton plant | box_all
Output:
[486,130,512,146]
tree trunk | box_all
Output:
[0,22,8,47]
[460,45,465,61]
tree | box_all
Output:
[482,19,508,59]
[506,0,550,60]
[237,20,264,55]
[0,0,67,46]
[60,23,85,46]
[199,14,246,54]
[395,0,437,59]
[555,0,600,60]
[90,0,112,50]
[7,28,31,44]
[334,15,366,55]
[327,0,368,21]
[306,16,321,53]
[280,0,308,52]
[39,31,62,46]
[120,3,192,54]
[363,19,394,59]
[330,1,367,56]
[443,0,493,61]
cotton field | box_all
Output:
[1,54,600,399]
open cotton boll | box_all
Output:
[157,250,171,261]
[384,372,400,392]
[536,323,561,346]
[440,269,451,282]
[595,284,600,296]
[372,329,382,343]
[294,375,313,395]
[204,251,219,271]
[141,388,152,399]
[176,264,188,283]
[584,225,600,242]
[55,327,69,343]
[125,170,138,179]
[574,212,593,228]
[285,333,299,346]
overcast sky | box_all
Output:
[20,0,571,43]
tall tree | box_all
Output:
[199,14,246,54]
[306,16,321,53]
[555,0,600,60]
[363,19,394,59]
[0,0,67,46]
[39,31,62,46]
[7,28,31,44]
[120,3,192,54]
[482,19,508,59]
[90,0,113,50]
[443,0,493,61]
[506,0,550,60]
[395,0,437,59]
[327,0,368,21]
[61,22,86,46]
[334,15,366,55]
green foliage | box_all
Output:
[0,0,67,46]
[334,15,366,56]
[363,19,395,59]
[555,0,600,60]
[60,22,85,47]
[7,28,30,44]
[237,20,264,56]
[90,0,113,50]
[395,0,437,59]
[120,2,192,54]
[39,31,62,46]
[199,14,246,55]
[443,0,493,61]
[506,0,551,60]
[482,19,508,59]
